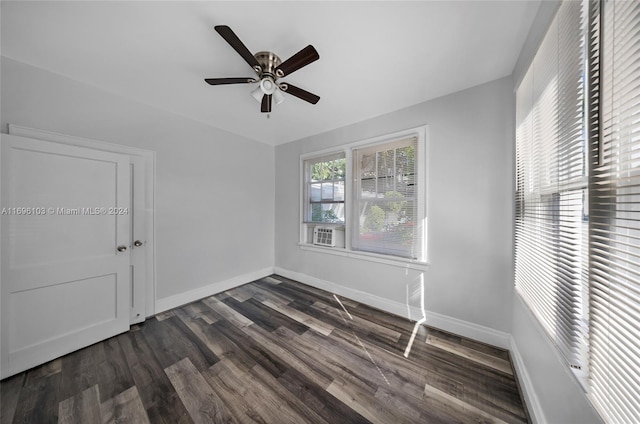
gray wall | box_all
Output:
[275,77,515,334]
[1,57,275,302]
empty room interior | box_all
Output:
[1,1,639,423]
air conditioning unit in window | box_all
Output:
[313,226,344,247]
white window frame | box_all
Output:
[302,152,346,225]
[299,125,428,270]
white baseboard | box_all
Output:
[510,336,545,424]
[273,267,511,349]
[155,267,274,313]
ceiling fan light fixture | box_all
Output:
[251,86,263,103]
[273,89,285,106]
[260,77,277,95]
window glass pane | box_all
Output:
[396,145,415,197]
[377,150,394,195]
[310,183,321,202]
[357,200,415,258]
[311,203,344,223]
[333,158,346,180]
[321,183,334,200]
[334,181,345,201]
[311,162,323,182]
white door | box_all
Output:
[1,134,131,378]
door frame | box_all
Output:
[7,124,156,318]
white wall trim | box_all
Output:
[510,336,546,424]
[274,266,511,349]
[8,124,152,156]
[155,267,274,313]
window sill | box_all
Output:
[298,243,429,271]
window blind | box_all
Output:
[588,0,640,421]
[515,0,588,370]
[352,137,419,259]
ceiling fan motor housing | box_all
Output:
[254,51,282,77]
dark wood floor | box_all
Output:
[1,275,530,423]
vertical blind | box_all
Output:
[589,0,640,421]
[515,0,588,370]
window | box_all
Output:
[303,153,346,224]
[515,0,589,374]
[300,127,427,266]
[516,0,640,422]
[353,138,419,259]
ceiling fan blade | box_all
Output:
[281,83,320,104]
[261,94,272,113]
[204,77,256,85]
[275,45,319,77]
[214,25,261,71]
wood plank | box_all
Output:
[95,336,136,401]
[260,299,335,336]
[139,316,219,372]
[0,373,25,424]
[172,307,230,359]
[260,276,283,285]
[303,327,425,399]
[24,358,62,386]
[179,301,219,325]
[9,371,61,424]
[276,326,379,396]
[289,298,404,351]
[58,384,103,424]
[201,296,254,328]
[423,383,511,424]
[212,320,288,378]
[326,378,416,424]
[426,334,513,375]
[207,359,320,424]
[101,385,151,424]
[256,279,331,307]
[224,285,258,303]
[239,324,334,389]
[246,363,328,424]
[245,283,294,306]
[221,297,309,335]
[165,358,236,424]
[277,278,360,308]
[277,369,371,424]
[58,342,105,402]
[372,386,428,423]
[118,330,192,424]
[203,361,269,424]
[427,326,511,361]
[154,310,175,321]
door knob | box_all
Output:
[117,245,127,252]
[134,240,143,247]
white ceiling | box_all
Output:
[1,1,540,146]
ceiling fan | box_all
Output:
[205,25,320,113]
